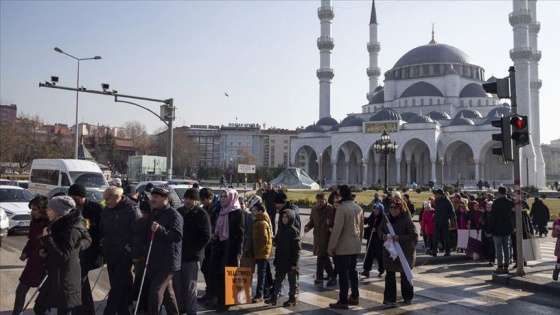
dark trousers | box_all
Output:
[104,257,133,315]
[272,270,298,297]
[132,259,151,312]
[254,259,269,298]
[148,270,178,315]
[363,240,384,273]
[482,234,495,262]
[316,255,334,280]
[13,281,30,315]
[335,254,359,304]
[33,305,71,315]
[434,224,451,254]
[75,274,95,315]
[384,271,413,303]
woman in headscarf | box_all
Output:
[209,188,244,312]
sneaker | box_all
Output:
[553,267,560,281]
[326,278,337,286]
[348,296,360,306]
[502,266,510,274]
[360,270,370,278]
[329,301,349,309]
[264,294,278,306]
[378,270,385,277]
[487,261,495,267]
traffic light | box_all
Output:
[510,115,530,147]
[482,78,511,99]
[491,116,513,161]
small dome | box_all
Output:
[487,106,511,117]
[329,124,340,131]
[401,82,443,98]
[369,108,402,121]
[316,117,338,126]
[303,125,324,133]
[427,111,451,120]
[409,115,435,124]
[369,90,385,104]
[400,112,420,122]
[449,116,475,126]
[344,117,364,127]
[340,115,356,126]
[374,85,383,92]
[486,75,498,83]
[460,83,487,98]
[455,109,482,119]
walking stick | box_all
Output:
[20,274,48,314]
[364,222,376,263]
[134,230,155,315]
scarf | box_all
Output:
[214,188,240,241]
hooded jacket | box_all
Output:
[434,195,454,226]
[178,204,211,262]
[273,209,301,272]
[35,210,92,309]
[488,194,514,236]
[252,211,272,260]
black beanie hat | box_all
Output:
[68,184,87,198]
[183,188,200,201]
[274,191,288,204]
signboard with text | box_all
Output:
[237,164,256,174]
[363,121,399,134]
[224,267,252,305]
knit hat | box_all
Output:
[247,195,262,209]
[435,188,445,196]
[68,183,87,198]
[423,201,431,209]
[111,178,122,187]
[151,185,170,197]
[48,196,76,216]
[392,191,402,199]
[274,191,288,204]
[183,188,200,201]
[373,202,384,213]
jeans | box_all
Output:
[254,259,269,297]
[384,271,413,303]
[335,254,359,304]
[493,235,510,267]
[173,261,199,314]
[434,223,450,254]
[12,281,30,315]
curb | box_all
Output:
[491,272,560,296]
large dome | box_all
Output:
[394,43,474,68]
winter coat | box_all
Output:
[552,219,560,257]
[209,209,244,273]
[488,195,514,236]
[379,211,418,273]
[146,204,183,272]
[201,202,219,275]
[35,210,92,309]
[79,199,104,272]
[456,207,469,230]
[177,204,211,262]
[273,209,301,272]
[434,196,454,226]
[530,199,550,226]
[99,196,143,259]
[421,208,435,236]
[242,211,254,255]
[262,189,277,216]
[305,203,334,256]
[252,211,272,260]
[327,199,363,256]
[514,209,535,239]
[467,209,481,230]
[19,217,49,287]
[280,201,302,232]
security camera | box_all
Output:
[101,83,110,91]
[80,85,87,91]
[51,76,59,84]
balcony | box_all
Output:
[316,68,334,80]
[317,36,334,50]
[509,47,533,60]
[367,42,380,53]
[509,9,532,26]
[317,6,334,20]
[367,67,381,77]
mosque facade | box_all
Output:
[291,0,546,189]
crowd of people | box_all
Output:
[10,179,559,314]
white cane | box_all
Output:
[134,230,155,315]
[20,274,48,314]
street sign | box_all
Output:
[237,164,256,174]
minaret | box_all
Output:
[509,0,544,187]
[366,0,381,102]
[317,0,334,119]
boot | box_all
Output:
[326,277,337,286]
[265,294,278,306]
[360,270,370,278]
[553,267,560,281]
[283,295,297,307]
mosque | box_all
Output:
[291,0,546,189]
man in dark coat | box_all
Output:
[488,186,515,274]
[173,188,211,315]
[100,186,143,315]
[304,193,334,284]
[262,182,278,234]
[530,197,550,237]
[432,189,454,257]
[146,185,184,315]
[197,188,219,307]
[69,183,104,315]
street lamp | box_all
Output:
[317,153,323,188]
[54,47,102,159]
[373,131,398,191]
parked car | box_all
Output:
[12,180,29,189]
[0,185,34,235]
[0,208,9,247]
[48,186,104,204]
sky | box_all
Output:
[1,0,559,145]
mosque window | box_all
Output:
[439,65,444,75]
[405,99,408,106]
[421,98,424,105]
[429,98,433,105]
[412,99,416,106]
[458,66,463,76]
[419,66,424,76]
[477,100,481,106]
[429,65,434,76]
[461,100,464,106]
[469,100,473,106]
[437,99,441,105]
[486,100,489,105]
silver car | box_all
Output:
[0,185,34,234]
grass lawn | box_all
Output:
[275,189,560,220]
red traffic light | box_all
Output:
[511,116,527,129]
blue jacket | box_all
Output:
[99,196,142,259]
[146,204,183,272]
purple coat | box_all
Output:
[19,217,49,287]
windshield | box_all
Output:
[86,190,104,203]
[70,172,107,188]
[0,188,35,202]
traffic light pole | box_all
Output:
[508,66,525,277]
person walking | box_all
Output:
[12,196,49,315]
[432,189,454,257]
[33,196,92,315]
[68,183,104,315]
[530,197,550,237]
[361,202,385,278]
[327,185,363,310]
[304,193,335,284]
[488,186,515,274]
[100,186,143,315]
[480,201,496,266]
[420,201,435,255]
[145,185,183,315]
[379,201,418,306]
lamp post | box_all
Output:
[440,157,444,189]
[54,47,101,159]
[373,131,398,191]
[317,153,322,188]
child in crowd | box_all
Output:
[265,209,301,307]
[420,201,435,255]
[250,202,273,303]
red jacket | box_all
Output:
[421,208,435,235]
[19,218,49,287]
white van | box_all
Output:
[28,159,108,196]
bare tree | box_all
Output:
[121,121,151,154]
[237,148,259,165]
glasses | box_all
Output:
[390,205,399,210]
